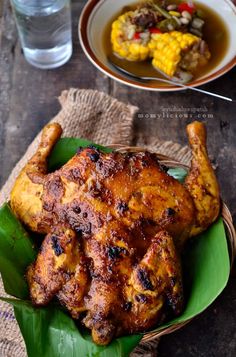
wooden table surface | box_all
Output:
[0,0,236,356]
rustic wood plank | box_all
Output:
[158,279,236,357]
[0,1,236,357]
[0,0,18,187]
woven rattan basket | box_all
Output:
[111,145,236,346]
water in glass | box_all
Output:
[11,0,72,69]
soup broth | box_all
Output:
[103,1,229,86]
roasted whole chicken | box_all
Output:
[10,121,220,345]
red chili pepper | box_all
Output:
[133,32,141,40]
[149,27,162,34]
[178,2,196,14]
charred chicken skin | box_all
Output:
[10,121,220,345]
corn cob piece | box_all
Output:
[149,31,207,78]
[111,12,150,61]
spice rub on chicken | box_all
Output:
[10,121,220,345]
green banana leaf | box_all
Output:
[167,168,187,183]
[0,204,36,299]
[0,137,230,357]
[1,298,141,357]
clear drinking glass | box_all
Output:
[10,0,72,69]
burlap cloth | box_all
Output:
[0,88,192,357]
